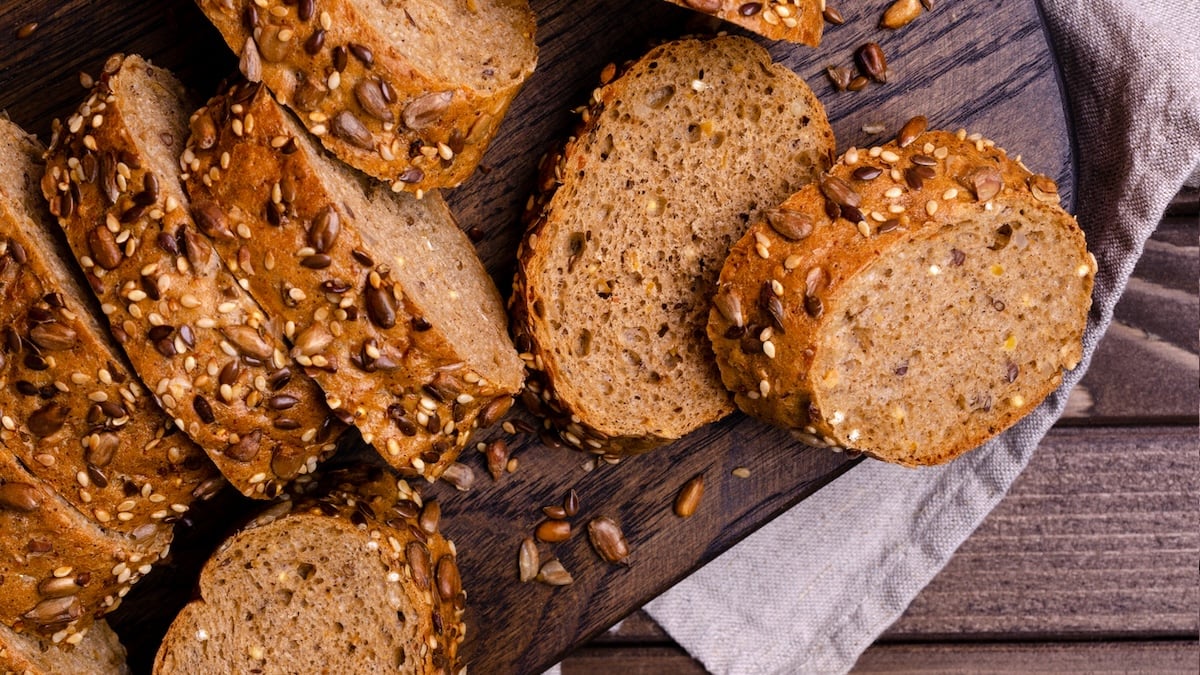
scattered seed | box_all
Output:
[732,467,752,478]
[823,6,845,24]
[563,488,579,517]
[518,537,539,582]
[440,463,475,491]
[825,65,852,91]
[968,166,1003,202]
[535,519,570,543]
[16,22,38,39]
[674,475,704,518]
[881,0,923,29]
[485,439,510,481]
[536,559,573,586]
[587,516,630,564]
[855,43,888,83]
[847,75,869,92]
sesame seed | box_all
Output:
[217,302,236,313]
[1010,394,1025,407]
[856,220,871,237]
[868,146,883,158]
[759,379,770,396]
[732,467,751,478]
[844,147,859,165]
[755,243,770,259]
[888,204,905,214]
[784,254,802,270]
[1076,263,1090,277]
[763,340,777,358]
[925,200,939,215]
[928,264,941,275]
[770,279,784,295]
[884,187,903,198]
[943,188,959,200]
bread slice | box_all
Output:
[154,467,464,674]
[708,126,1096,465]
[511,36,835,454]
[0,448,171,641]
[195,0,537,192]
[0,619,128,675]
[662,0,823,45]
[0,116,216,539]
[42,55,344,498]
[181,80,524,480]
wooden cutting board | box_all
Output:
[0,0,1073,672]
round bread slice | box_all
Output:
[0,619,128,675]
[708,125,1096,465]
[512,36,835,454]
[153,468,463,674]
[195,0,538,192]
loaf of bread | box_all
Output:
[661,0,823,45]
[181,80,524,480]
[154,467,464,673]
[194,0,538,193]
[511,36,835,454]
[42,55,344,498]
[1,619,128,675]
[708,125,1096,465]
[1,115,215,539]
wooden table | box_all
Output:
[560,186,1200,673]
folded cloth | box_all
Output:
[642,1,1200,673]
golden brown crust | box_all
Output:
[154,466,463,674]
[0,450,170,641]
[195,0,537,193]
[663,0,823,45]
[708,128,1096,465]
[511,36,834,456]
[181,81,522,479]
[41,55,343,498]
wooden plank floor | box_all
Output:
[560,188,1200,672]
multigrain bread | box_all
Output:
[0,117,216,538]
[154,467,464,674]
[195,0,538,192]
[708,125,1096,465]
[511,36,835,454]
[181,80,524,480]
[42,55,344,498]
[1,619,128,675]
[0,449,171,641]
[661,0,823,45]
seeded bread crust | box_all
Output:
[0,449,171,640]
[42,55,344,498]
[1,619,128,675]
[182,81,523,480]
[154,467,464,674]
[663,0,823,45]
[511,36,835,455]
[708,128,1096,465]
[0,117,216,539]
[195,0,537,193]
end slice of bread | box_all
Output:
[195,0,538,192]
[512,36,835,454]
[153,468,463,674]
[1,620,128,675]
[708,126,1095,465]
[661,0,824,45]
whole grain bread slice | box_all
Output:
[708,124,1095,465]
[182,80,524,480]
[42,55,344,498]
[0,448,171,641]
[511,36,835,454]
[661,0,824,45]
[0,619,128,675]
[0,116,217,540]
[153,467,463,674]
[195,0,537,192]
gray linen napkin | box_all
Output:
[639,1,1200,672]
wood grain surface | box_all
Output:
[0,0,1078,673]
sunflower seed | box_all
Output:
[364,282,397,328]
[823,5,845,24]
[674,474,704,518]
[518,537,539,582]
[221,326,273,360]
[0,482,42,512]
[354,78,394,122]
[407,541,431,590]
[967,166,1003,202]
[331,110,373,149]
[765,208,814,240]
[881,0,923,29]
[684,0,721,11]
[825,65,852,91]
[440,463,475,492]
[192,202,235,240]
[820,176,861,208]
[535,519,570,543]
[896,115,927,148]
[27,402,68,437]
[485,439,509,481]
[402,92,453,131]
[308,206,340,252]
[419,500,440,534]
[29,323,77,351]
[436,555,460,600]
[1029,175,1059,203]
[587,516,630,564]
[24,596,81,625]
[713,290,744,328]
[88,226,122,270]
[535,559,573,586]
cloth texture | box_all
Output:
[642,1,1200,673]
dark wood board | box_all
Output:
[0,0,1074,673]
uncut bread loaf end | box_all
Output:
[154,467,464,674]
[708,123,1096,466]
[181,80,524,480]
[195,0,538,192]
[42,55,345,498]
[511,36,835,455]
